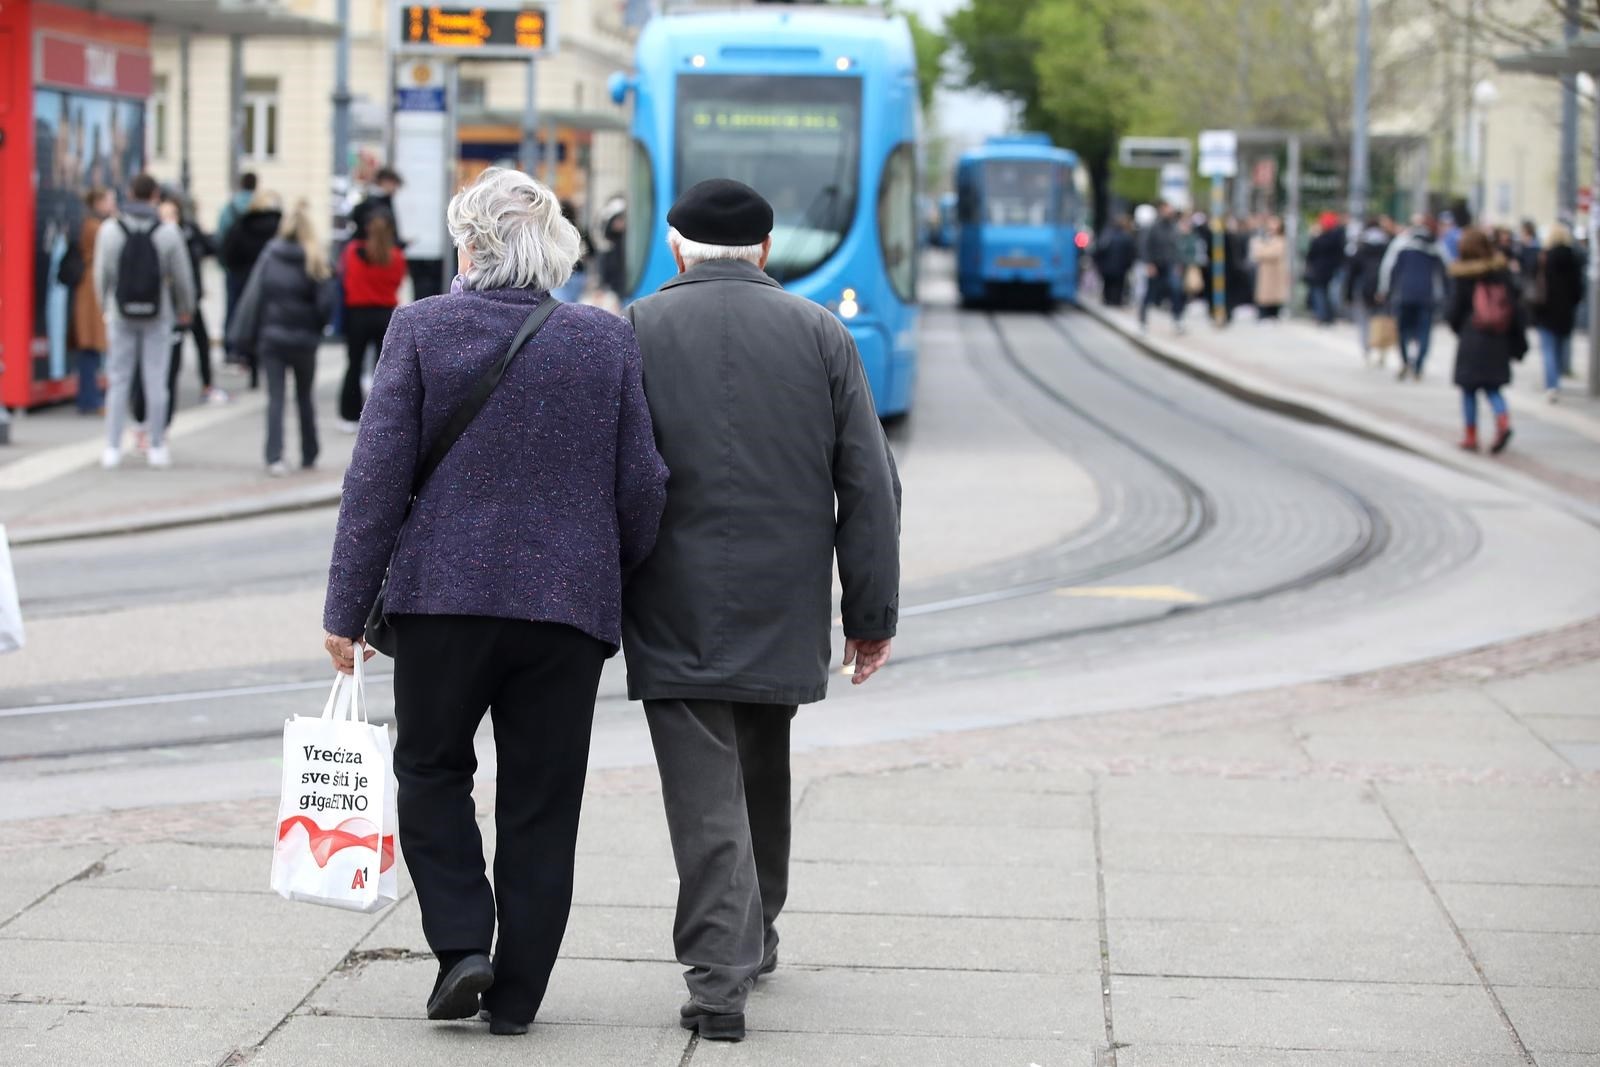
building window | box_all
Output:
[150,74,169,159]
[242,77,279,161]
[458,77,486,109]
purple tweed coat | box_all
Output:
[322,287,669,648]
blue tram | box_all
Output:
[934,191,958,248]
[610,7,921,417]
[954,134,1090,307]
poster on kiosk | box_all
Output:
[0,3,151,410]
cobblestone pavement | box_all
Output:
[3,620,1596,1066]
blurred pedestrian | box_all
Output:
[93,172,195,470]
[221,190,284,388]
[1531,223,1583,402]
[69,187,115,415]
[1138,201,1184,334]
[227,200,335,476]
[622,179,900,1043]
[1447,227,1527,454]
[1091,217,1135,307]
[1305,211,1346,326]
[552,200,595,302]
[218,172,257,365]
[337,214,407,430]
[1250,216,1289,321]
[351,165,404,243]
[1515,219,1542,286]
[1345,215,1395,367]
[133,193,224,429]
[320,167,667,1036]
[1377,214,1448,380]
[598,197,628,305]
[1438,208,1463,263]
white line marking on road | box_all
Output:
[1055,585,1206,604]
[0,673,394,718]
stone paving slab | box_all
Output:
[1407,831,1600,886]
[1497,986,1600,1054]
[692,1032,1098,1066]
[250,1014,687,1066]
[1109,975,1518,1053]
[783,859,1100,919]
[1441,884,1600,934]
[798,776,1094,828]
[1107,915,1477,985]
[2,884,382,947]
[571,853,682,909]
[1100,832,1415,880]
[777,913,1099,974]
[744,966,1105,1040]
[0,845,107,923]
[1097,776,1396,840]
[1117,1048,1528,1066]
[0,1003,271,1067]
[1466,930,1600,988]
[1102,871,1444,927]
[0,937,331,1014]
[1521,715,1600,743]
[843,767,1097,794]
[1302,733,1575,772]
[790,819,1094,869]
[1483,661,1600,717]
[89,841,278,893]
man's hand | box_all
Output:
[843,638,892,686]
[325,632,376,675]
[1146,264,1158,277]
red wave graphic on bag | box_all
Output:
[277,816,396,872]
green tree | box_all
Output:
[835,0,948,114]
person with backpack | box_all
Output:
[337,213,407,429]
[1447,227,1528,454]
[67,186,116,415]
[132,194,226,433]
[92,173,196,469]
[1531,223,1584,402]
[227,201,336,476]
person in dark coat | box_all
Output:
[622,179,901,1043]
[220,191,283,386]
[1446,227,1528,454]
[1345,216,1394,366]
[1092,217,1135,307]
[1137,201,1184,332]
[227,201,336,473]
[1304,211,1346,325]
[1531,223,1583,400]
[320,168,667,1036]
[1378,215,1448,380]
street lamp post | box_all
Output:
[1348,0,1370,226]
[1472,79,1497,224]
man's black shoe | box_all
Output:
[755,949,778,981]
[426,953,494,1020]
[679,1001,746,1041]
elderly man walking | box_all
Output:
[622,179,901,1042]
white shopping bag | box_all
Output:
[0,525,23,653]
[271,648,399,912]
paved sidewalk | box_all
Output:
[3,621,1597,1065]
[0,344,355,545]
[1082,302,1600,518]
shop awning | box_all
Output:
[52,0,341,37]
[1495,33,1600,76]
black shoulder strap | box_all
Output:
[410,297,562,496]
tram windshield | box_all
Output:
[981,160,1057,226]
[676,74,861,282]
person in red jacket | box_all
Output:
[338,215,407,429]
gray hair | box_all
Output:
[447,167,580,292]
[668,227,766,268]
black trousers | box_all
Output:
[391,614,608,1025]
[262,347,319,467]
[340,305,393,422]
[130,313,210,428]
[644,698,794,1012]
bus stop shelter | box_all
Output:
[0,0,337,431]
[1497,33,1600,398]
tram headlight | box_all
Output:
[835,56,853,71]
[838,288,860,319]
[690,54,707,68]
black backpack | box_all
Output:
[57,243,86,289]
[114,219,163,319]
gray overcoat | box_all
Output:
[623,259,901,706]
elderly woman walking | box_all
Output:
[320,168,668,1035]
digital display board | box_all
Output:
[398,5,551,55]
[686,104,846,134]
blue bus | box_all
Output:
[934,191,958,248]
[954,134,1090,307]
[610,7,921,417]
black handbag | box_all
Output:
[363,297,563,656]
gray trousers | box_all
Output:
[644,698,795,1013]
[263,347,319,467]
[105,317,172,449]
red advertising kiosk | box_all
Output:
[1,0,151,411]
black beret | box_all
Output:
[667,178,774,247]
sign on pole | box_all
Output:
[1118,136,1191,170]
[395,2,556,57]
[392,59,449,261]
[1159,163,1191,211]
[1197,129,1237,179]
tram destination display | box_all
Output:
[396,3,553,56]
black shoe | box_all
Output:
[679,1002,746,1042]
[755,949,778,981]
[427,954,494,1020]
[478,1010,529,1036]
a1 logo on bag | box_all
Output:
[270,650,400,913]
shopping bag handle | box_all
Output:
[319,641,370,724]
